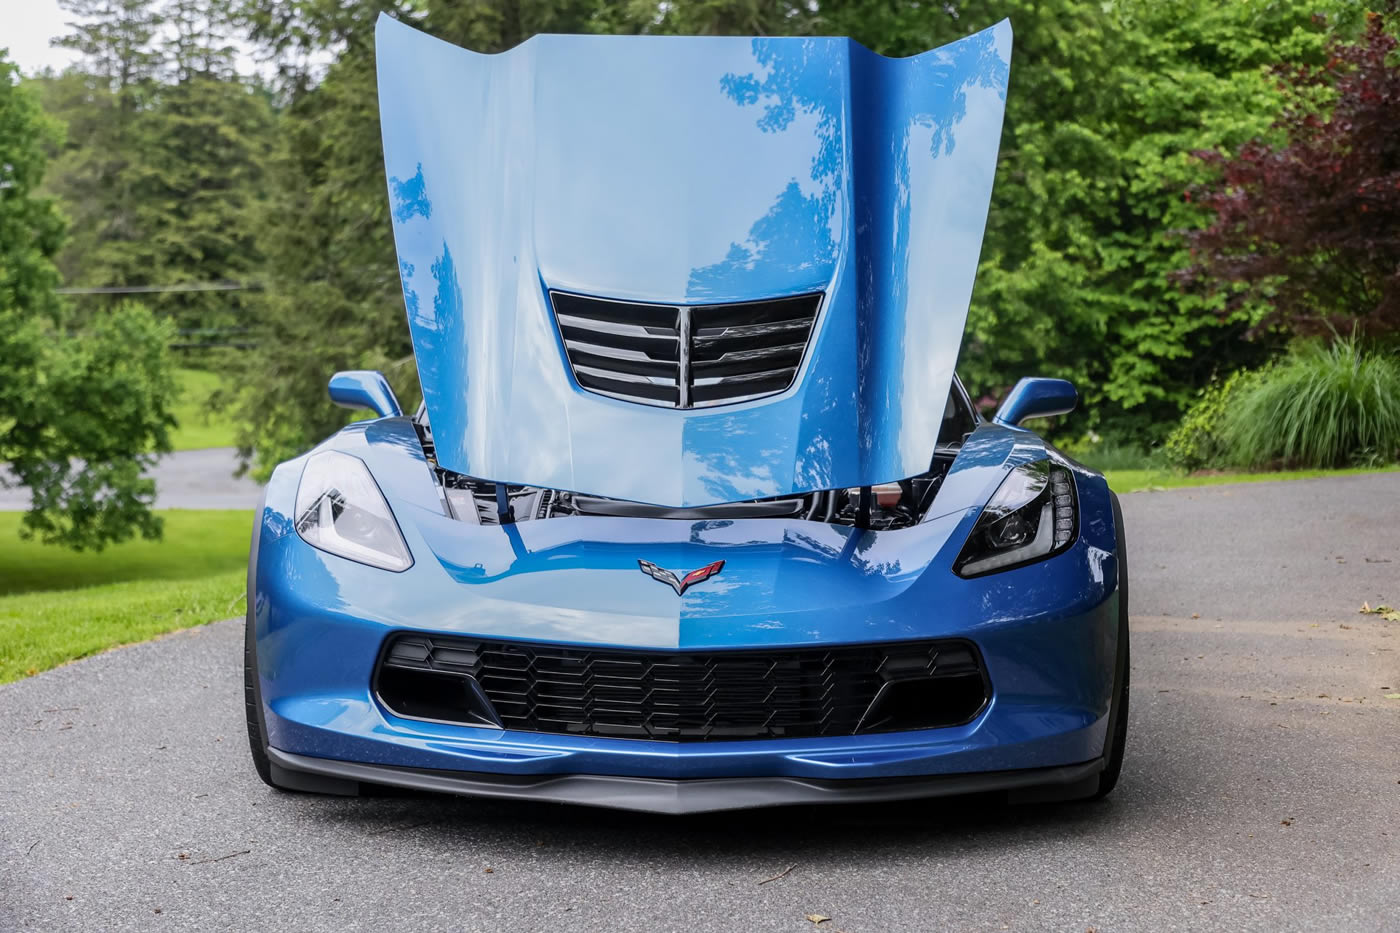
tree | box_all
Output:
[0,52,177,549]
[150,0,276,337]
[41,0,164,309]
[53,0,164,94]
[40,0,275,341]
[227,1,416,478]
[1182,5,1400,339]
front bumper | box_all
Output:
[254,549,1119,793]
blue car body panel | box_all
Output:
[251,19,1129,811]
[375,15,1011,507]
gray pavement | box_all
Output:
[1,474,1397,932]
[0,448,263,512]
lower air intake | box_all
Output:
[375,635,990,741]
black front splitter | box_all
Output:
[266,747,1104,815]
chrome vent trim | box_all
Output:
[549,291,822,409]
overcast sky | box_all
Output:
[3,0,83,75]
[2,0,293,78]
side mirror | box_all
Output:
[328,370,403,419]
[993,377,1077,427]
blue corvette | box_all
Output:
[244,15,1129,814]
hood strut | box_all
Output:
[495,484,515,524]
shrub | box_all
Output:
[1164,370,1255,472]
[1217,337,1400,469]
[1059,435,1162,473]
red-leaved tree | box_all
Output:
[1181,6,1400,338]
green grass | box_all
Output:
[170,367,239,451]
[1105,463,1400,493]
[0,510,252,683]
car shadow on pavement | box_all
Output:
[268,783,1132,862]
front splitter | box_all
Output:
[267,747,1104,814]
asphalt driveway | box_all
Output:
[1,473,1396,932]
[0,448,262,512]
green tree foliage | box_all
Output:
[39,0,163,304]
[38,0,275,339]
[1163,369,1254,472]
[0,52,177,549]
[229,1,415,478]
[53,0,164,88]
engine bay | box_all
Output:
[412,380,976,531]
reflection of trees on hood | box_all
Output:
[686,38,846,299]
[390,163,431,224]
[688,32,1008,301]
[789,529,902,579]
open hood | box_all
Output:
[376,15,1010,507]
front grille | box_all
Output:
[550,291,821,409]
[375,635,990,741]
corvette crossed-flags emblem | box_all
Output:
[636,559,726,596]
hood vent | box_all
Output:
[551,291,821,409]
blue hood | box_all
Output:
[376,15,1010,507]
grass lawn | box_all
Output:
[170,367,240,451]
[1105,463,1400,493]
[0,510,252,683]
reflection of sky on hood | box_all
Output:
[375,16,1010,507]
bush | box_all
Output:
[1217,337,1400,469]
[1164,370,1255,472]
[1059,435,1162,473]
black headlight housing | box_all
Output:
[953,459,1077,577]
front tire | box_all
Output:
[243,501,277,788]
[243,608,276,788]
[1089,492,1131,800]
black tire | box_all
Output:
[243,501,276,788]
[244,608,276,788]
[1090,492,1131,800]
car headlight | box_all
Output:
[954,459,1076,577]
[294,450,413,571]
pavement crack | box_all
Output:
[190,849,251,865]
[757,864,796,885]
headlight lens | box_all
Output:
[294,450,413,571]
[954,459,1076,577]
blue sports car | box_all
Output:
[244,15,1130,814]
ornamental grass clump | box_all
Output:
[1218,337,1400,469]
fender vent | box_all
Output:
[550,291,821,409]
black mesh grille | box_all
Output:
[375,635,990,741]
[550,291,821,409]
